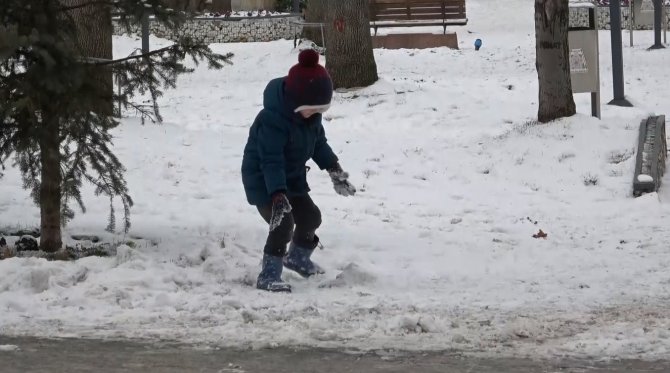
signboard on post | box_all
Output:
[569,2,601,118]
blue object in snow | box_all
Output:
[474,38,482,51]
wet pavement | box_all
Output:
[1,336,669,372]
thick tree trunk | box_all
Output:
[61,0,113,115]
[38,0,113,250]
[303,0,326,46]
[163,0,209,12]
[39,116,62,253]
[324,0,378,89]
[535,0,575,123]
[209,0,232,12]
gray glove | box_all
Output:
[328,164,356,197]
[269,192,292,232]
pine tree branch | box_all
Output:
[122,101,159,123]
[89,44,177,65]
[90,44,231,67]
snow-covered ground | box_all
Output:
[2,0,670,360]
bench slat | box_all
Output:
[373,11,466,18]
[375,14,466,21]
[372,0,462,4]
[372,20,468,27]
[374,9,463,16]
[374,5,462,10]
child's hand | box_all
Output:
[328,164,356,197]
[269,192,292,231]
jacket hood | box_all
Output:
[263,77,297,118]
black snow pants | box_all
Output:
[257,194,321,257]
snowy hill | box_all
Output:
[1,0,670,360]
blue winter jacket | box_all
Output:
[241,78,339,206]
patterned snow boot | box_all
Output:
[257,254,291,292]
[283,239,325,278]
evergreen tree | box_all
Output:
[0,0,232,252]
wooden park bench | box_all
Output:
[369,0,468,35]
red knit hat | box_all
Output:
[285,49,333,113]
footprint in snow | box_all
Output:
[193,192,212,200]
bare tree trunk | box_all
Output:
[324,0,378,89]
[303,0,326,46]
[535,0,575,123]
[39,114,62,253]
[61,0,114,115]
